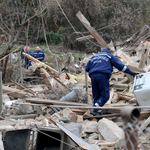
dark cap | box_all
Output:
[101,47,111,54]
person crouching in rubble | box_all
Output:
[33,46,45,61]
[25,46,32,69]
[86,47,138,116]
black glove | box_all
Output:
[130,72,138,77]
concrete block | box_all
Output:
[98,118,124,142]
[83,120,98,133]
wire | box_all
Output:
[36,129,80,150]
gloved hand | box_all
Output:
[130,72,138,77]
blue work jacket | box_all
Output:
[33,50,45,61]
[86,51,132,79]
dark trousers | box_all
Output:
[91,73,110,107]
[25,58,31,69]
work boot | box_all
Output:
[90,109,102,116]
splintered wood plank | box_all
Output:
[3,85,28,98]
[116,49,135,63]
[40,72,52,90]
[139,44,148,69]
[106,88,114,104]
[51,118,100,150]
[76,11,108,49]
[10,80,36,96]
[22,52,58,74]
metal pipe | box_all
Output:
[120,106,140,123]
[60,89,79,102]
[121,106,140,150]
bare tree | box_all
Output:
[0,0,50,81]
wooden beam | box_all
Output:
[40,69,52,90]
[22,52,58,74]
[51,118,100,150]
[84,113,120,119]
[26,98,89,106]
[116,49,135,63]
[3,85,28,98]
[76,11,108,48]
[10,80,36,96]
[110,83,128,90]
[139,45,148,69]
[6,114,36,120]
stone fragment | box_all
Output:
[83,120,98,133]
[98,118,124,142]
[62,108,73,118]
[76,115,83,124]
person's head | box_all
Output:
[36,46,40,52]
[101,47,111,54]
[24,46,27,50]
[27,46,30,52]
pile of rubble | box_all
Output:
[1,25,150,150]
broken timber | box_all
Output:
[3,85,28,98]
[76,11,109,49]
[40,68,52,90]
[51,118,100,150]
[139,43,148,69]
[10,80,36,96]
[22,52,58,74]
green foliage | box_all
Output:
[1,0,150,52]
[46,27,63,45]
